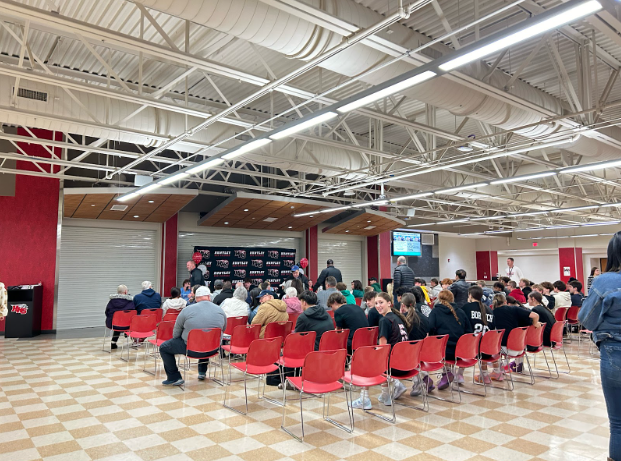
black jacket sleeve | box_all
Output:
[313,269,328,291]
[393,267,402,291]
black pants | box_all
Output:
[159,337,217,381]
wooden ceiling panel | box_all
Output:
[71,194,115,219]
[64,194,84,217]
[144,195,196,223]
[323,209,405,236]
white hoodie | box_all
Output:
[162,297,187,314]
[553,291,572,308]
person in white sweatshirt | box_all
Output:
[220,286,250,318]
[552,280,572,308]
[162,287,187,314]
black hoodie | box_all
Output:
[295,304,334,350]
[428,303,473,360]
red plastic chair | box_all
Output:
[288,312,300,324]
[419,335,452,402]
[554,307,568,322]
[143,320,175,375]
[142,308,163,324]
[567,306,581,340]
[477,329,507,392]
[319,329,349,351]
[343,345,392,427]
[162,311,180,323]
[223,338,281,414]
[123,315,157,362]
[327,309,336,328]
[526,323,552,379]
[265,321,293,345]
[224,316,249,337]
[102,310,136,352]
[355,298,362,306]
[389,340,426,411]
[281,349,352,442]
[502,326,529,390]
[221,324,261,384]
[182,328,223,390]
[350,327,379,353]
[445,333,482,401]
[549,321,571,377]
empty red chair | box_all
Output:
[162,311,180,323]
[350,327,379,353]
[182,328,223,389]
[419,335,452,402]
[123,315,158,362]
[265,321,293,345]
[221,324,261,384]
[549,321,571,377]
[224,316,249,337]
[502,326,529,390]
[319,329,349,351]
[143,321,175,375]
[288,312,300,324]
[389,340,426,411]
[142,308,163,324]
[445,333,482,401]
[343,345,392,427]
[281,349,352,442]
[102,310,136,353]
[566,306,580,340]
[477,329,506,392]
[223,338,282,414]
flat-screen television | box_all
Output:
[392,231,422,257]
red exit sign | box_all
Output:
[533,242,538,247]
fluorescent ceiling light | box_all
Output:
[270,112,338,140]
[293,211,317,218]
[223,138,272,159]
[187,158,225,175]
[160,173,190,185]
[117,192,140,202]
[601,203,621,208]
[509,210,550,217]
[437,219,470,224]
[352,200,388,208]
[551,205,600,213]
[470,141,491,149]
[485,230,513,234]
[439,0,602,71]
[490,171,557,185]
[457,145,473,152]
[561,159,621,174]
[435,183,488,194]
[321,206,350,213]
[469,215,507,221]
[582,220,621,227]
[337,71,437,113]
[407,223,437,227]
[545,224,580,229]
[391,192,433,202]
[140,183,161,194]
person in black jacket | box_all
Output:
[312,259,343,291]
[213,281,234,305]
[527,291,556,348]
[187,261,204,288]
[449,269,470,309]
[393,256,415,296]
[294,290,334,350]
[105,285,135,349]
[400,293,430,397]
[286,265,310,290]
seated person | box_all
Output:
[520,278,532,298]
[507,281,526,303]
[527,291,555,348]
[492,281,506,296]
[429,278,441,299]
[477,280,494,308]
[251,289,288,338]
[247,287,261,322]
[212,279,224,297]
[462,286,494,334]
[180,279,192,302]
[351,280,364,298]
[532,284,549,307]
[369,277,382,293]
[162,287,187,314]
[328,292,368,353]
[394,286,410,310]
[220,286,250,318]
[400,292,430,397]
[133,281,162,313]
[365,291,381,326]
[159,287,226,386]
[105,284,135,350]
[294,290,334,350]
[283,286,302,314]
[411,286,431,317]
[336,282,356,305]
[540,281,556,310]
[415,279,431,304]
[500,277,512,295]
[440,278,453,290]
[213,281,234,305]
[552,280,572,308]
[568,280,584,307]
[316,276,339,310]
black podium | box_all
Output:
[6,286,42,338]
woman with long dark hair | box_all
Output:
[587,266,601,294]
[579,232,621,461]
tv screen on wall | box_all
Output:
[392,231,422,257]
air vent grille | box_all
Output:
[110,205,128,211]
[14,87,48,102]
[421,233,435,245]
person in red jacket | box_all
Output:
[507,281,526,303]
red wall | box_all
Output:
[559,247,584,283]
[476,250,498,280]
[379,231,392,281]
[367,235,379,281]
[161,214,178,295]
[305,225,318,284]
[0,129,61,332]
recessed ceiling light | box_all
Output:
[367,220,371,223]
[345,230,350,233]
[288,226,292,229]
[224,222,229,225]
[290,206,295,209]
[244,209,249,212]
[148,200,154,203]
[91,204,96,207]
[133,215,139,218]
[309,215,314,218]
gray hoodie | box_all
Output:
[173,300,227,343]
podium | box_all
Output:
[6,286,42,338]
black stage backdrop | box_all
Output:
[193,246,297,287]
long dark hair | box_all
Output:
[590,267,598,276]
[400,293,420,332]
[606,231,621,272]
[352,280,363,291]
[468,286,487,326]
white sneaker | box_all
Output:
[377,392,392,406]
[392,381,407,400]
[349,397,372,410]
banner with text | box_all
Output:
[193,246,297,287]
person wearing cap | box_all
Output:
[159,286,226,387]
[312,259,343,291]
[369,277,382,293]
[251,289,288,338]
[286,265,310,290]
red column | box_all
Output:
[367,235,379,281]
[379,231,392,282]
[305,226,318,284]
[161,213,178,295]
[476,251,498,280]
[559,247,584,283]
[0,129,62,332]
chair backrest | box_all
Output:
[130,314,157,333]
[327,310,335,319]
[143,308,163,324]
[288,312,300,323]
[230,324,261,348]
[246,338,282,367]
[420,335,449,363]
[390,340,423,371]
[282,331,316,360]
[111,310,136,328]
[225,316,249,336]
[355,298,362,306]
[550,321,565,345]
[506,326,529,352]
[454,333,482,361]
[351,327,379,351]
[350,345,390,378]
[526,323,546,348]
[187,328,222,354]
[156,321,175,343]
[319,329,349,351]
[567,306,580,322]
[301,349,347,384]
[479,329,504,356]
[554,307,568,322]
[162,311,180,322]
[264,321,293,343]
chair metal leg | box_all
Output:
[393,374,428,412]
[363,380,397,423]
[102,327,110,353]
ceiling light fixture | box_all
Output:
[320,205,351,213]
[508,210,551,217]
[223,138,272,159]
[117,192,140,202]
[133,215,139,218]
[244,209,249,212]
[148,200,154,204]
[390,192,433,202]
[436,219,470,225]
[293,211,317,218]
[469,215,507,221]
[439,0,602,71]
[561,158,621,174]
[186,158,225,175]
[352,200,388,208]
[490,171,557,185]
[435,183,488,194]
[270,112,338,140]
[551,205,600,213]
[160,173,190,185]
[337,71,437,113]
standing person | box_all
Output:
[294,290,334,350]
[506,258,524,283]
[180,279,192,302]
[568,281,585,307]
[336,282,356,305]
[579,232,621,461]
[351,280,364,298]
[329,292,368,353]
[587,267,601,294]
[104,285,135,350]
[286,265,309,290]
[449,269,470,309]
[312,259,342,291]
[552,281,572,308]
[162,287,187,314]
[316,276,339,310]
[159,286,226,386]
[213,281,234,305]
[220,286,250,318]
[527,292,555,348]
[133,281,162,313]
[187,260,204,287]
[393,256,415,295]
[369,277,382,293]
[251,290,288,338]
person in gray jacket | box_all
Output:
[316,276,339,310]
[449,269,471,309]
[159,286,226,386]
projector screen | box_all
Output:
[392,231,422,257]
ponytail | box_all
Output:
[400,293,420,333]
[469,286,487,326]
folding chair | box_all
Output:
[223,316,249,340]
[265,321,293,345]
[327,309,336,328]
[390,340,426,411]
[102,310,136,353]
[475,329,508,393]
[419,335,454,403]
[182,328,223,390]
[288,312,300,324]
[526,323,552,379]
[281,349,352,442]
[343,345,392,427]
[142,308,163,324]
[143,320,174,375]
[319,329,349,351]
[501,326,530,390]
[162,311,180,323]
[122,314,157,362]
[445,333,483,401]
[223,338,281,414]
[549,321,571,377]
[221,324,260,384]
[350,327,379,354]
[566,306,581,341]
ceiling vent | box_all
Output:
[421,233,435,245]
[263,217,278,222]
[110,205,128,211]
[364,225,376,230]
[13,87,48,102]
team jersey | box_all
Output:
[378,312,408,347]
[461,301,494,334]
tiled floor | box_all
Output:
[0,333,609,461]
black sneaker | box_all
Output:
[162,378,184,386]
[110,343,118,350]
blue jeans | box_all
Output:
[159,337,216,381]
[600,339,621,460]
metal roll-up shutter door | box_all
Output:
[177,232,301,287]
[318,240,363,287]
[57,227,157,330]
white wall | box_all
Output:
[439,235,477,280]
[496,252,560,284]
